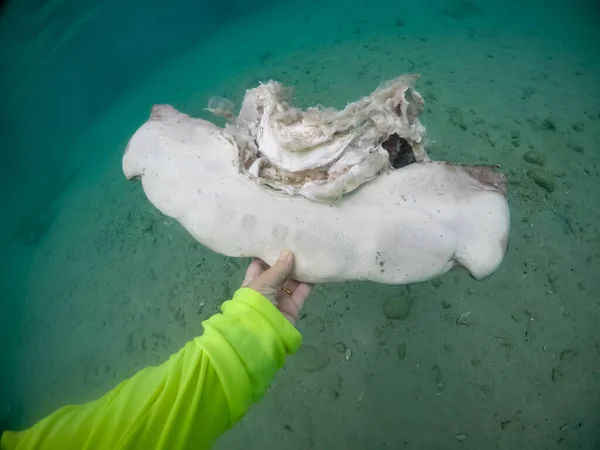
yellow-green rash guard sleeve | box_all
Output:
[1,288,302,450]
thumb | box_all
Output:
[256,250,294,288]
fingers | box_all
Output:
[241,251,313,326]
[242,259,267,286]
[281,278,299,295]
[253,250,294,289]
[278,282,312,325]
[291,283,312,308]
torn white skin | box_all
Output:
[123,75,510,284]
[211,74,429,202]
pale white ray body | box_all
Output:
[123,104,510,284]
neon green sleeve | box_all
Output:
[0,287,302,450]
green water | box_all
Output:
[1,0,599,448]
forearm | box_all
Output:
[1,288,302,450]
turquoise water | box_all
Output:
[1,0,599,447]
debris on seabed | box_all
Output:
[456,311,473,326]
[345,348,352,361]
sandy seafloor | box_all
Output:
[1,0,600,448]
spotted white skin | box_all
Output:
[123,79,510,284]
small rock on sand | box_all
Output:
[523,150,546,166]
[527,167,555,192]
[293,345,331,372]
[382,295,413,320]
[397,343,407,359]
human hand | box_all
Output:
[242,250,313,325]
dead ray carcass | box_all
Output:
[123,74,510,284]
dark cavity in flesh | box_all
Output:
[382,134,416,169]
